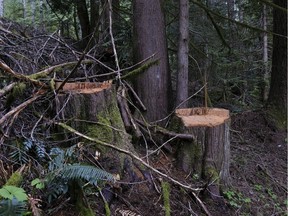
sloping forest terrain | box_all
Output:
[0,16,287,216]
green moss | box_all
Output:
[6,83,26,108]
[76,197,95,216]
[267,107,287,130]
[161,181,171,216]
[121,60,159,80]
[204,166,219,183]
[104,201,111,216]
[5,172,23,187]
[87,114,113,143]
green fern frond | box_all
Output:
[58,164,115,186]
[0,197,27,216]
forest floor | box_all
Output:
[56,110,287,216]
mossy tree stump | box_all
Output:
[172,108,231,198]
[55,81,136,174]
[54,81,147,214]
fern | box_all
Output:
[44,164,115,202]
[9,139,47,165]
[58,164,115,186]
[0,198,27,216]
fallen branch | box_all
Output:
[123,80,147,111]
[0,61,48,88]
[29,60,94,79]
[136,119,195,141]
[0,90,45,126]
[0,82,17,98]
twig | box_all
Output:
[32,60,94,79]
[136,119,195,140]
[108,0,121,81]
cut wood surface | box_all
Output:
[55,81,112,94]
[175,108,229,127]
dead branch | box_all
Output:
[0,61,48,88]
[55,121,199,191]
[0,90,45,127]
[136,119,195,141]
[0,82,16,98]
[30,60,94,79]
[117,86,142,138]
[123,80,147,111]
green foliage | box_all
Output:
[5,172,23,187]
[43,145,115,203]
[0,186,28,201]
[223,189,251,208]
[56,164,115,186]
[0,198,27,216]
[31,178,45,190]
[9,139,47,165]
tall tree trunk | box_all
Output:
[90,0,100,43]
[22,0,27,19]
[0,0,4,17]
[267,0,287,129]
[39,0,45,30]
[176,0,189,108]
[133,0,171,123]
[31,0,36,24]
[262,3,269,101]
[75,0,91,47]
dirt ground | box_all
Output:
[55,111,287,216]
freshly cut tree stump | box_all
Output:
[55,81,136,174]
[171,107,230,198]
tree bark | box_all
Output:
[267,0,287,129]
[132,0,171,123]
[75,0,91,47]
[171,108,231,198]
[262,3,269,102]
[176,0,189,108]
[0,0,4,17]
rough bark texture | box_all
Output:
[171,108,231,197]
[75,0,91,46]
[176,0,189,108]
[55,82,135,174]
[262,3,269,101]
[132,0,171,123]
[267,0,287,129]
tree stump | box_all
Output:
[171,107,231,198]
[55,81,136,174]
